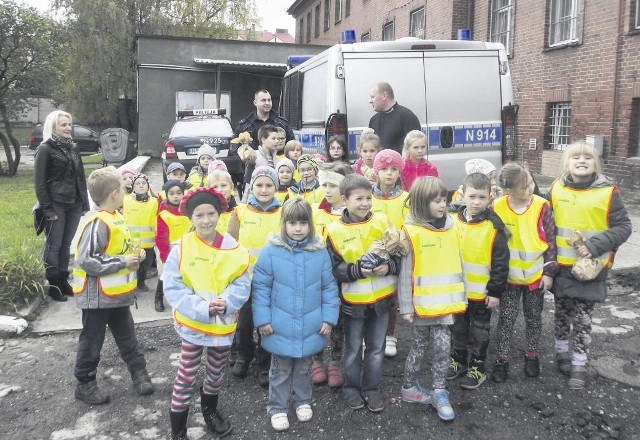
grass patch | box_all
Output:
[1,126,35,145]
[82,152,104,165]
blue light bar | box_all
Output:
[341,29,356,44]
[287,55,313,68]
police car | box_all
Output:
[161,109,242,182]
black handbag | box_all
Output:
[33,202,45,235]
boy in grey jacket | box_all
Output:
[71,166,154,405]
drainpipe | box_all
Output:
[610,0,624,157]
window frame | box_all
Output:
[489,0,514,55]
[345,0,351,17]
[306,11,312,42]
[635,0,640,30]
[361,31,370,42]
[298,17,304,43]
[409,7,425,39]
[548,0,580,47]
[314,4,320,37]
[335,0,342,24]
[324,0,331,31]
[382,20,395,41]
[548,101,572,151]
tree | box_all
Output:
[0,1,63,176]
[53,0,256,129]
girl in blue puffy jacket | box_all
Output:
[252,197,340,432]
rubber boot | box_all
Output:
[155,280,165,312]
[200,388,232,437]
[170,409,189,440]
[47,276,67,302]
[59,271,74,296]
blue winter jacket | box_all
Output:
[252,234,340,358]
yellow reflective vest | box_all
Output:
[236,204,281,269]
[312,204,342,238]
[403,222,466,317]
[493,195,549,286]
[122,195,158,249]
[187,171,207,188]
[158,209,191,248]
[550,180,615,268]
[174,232,250,336]
[371,191,409,230]
[72,210,137,296]
[216,210,233,235]
[289,186,322,204]
[454,214,496,302]
[326,213,397,304]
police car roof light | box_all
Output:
[287,55,313,68]
[177,108,226,118]
[341,30,356,44]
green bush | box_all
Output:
[0,246,46,312]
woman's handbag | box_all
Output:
[32,202,45,235]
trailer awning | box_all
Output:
[194,58,287,71]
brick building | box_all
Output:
[286,0,640,187]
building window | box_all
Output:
[548,102,572,150]
[345,0,351,17]
[306,11,312,42]
[324,0,330,30]
[635,0,640,30]
[335,0,342,24]
[382,21,395,41]
[548,0,580,47]
[298,18,304,43]
[315,4,321,37]
[489,0,513,54]
[361,31,370,42]
[409,8,424,39]
[630,99,640,157]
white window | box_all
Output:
[548,0,580,47]
[410,8,424,39]
[382,21,394,41]
[549,102,572,150]
[636,0,640,29]
[335,0,342,23]
[489,0,513,54]
[324,0,330,30]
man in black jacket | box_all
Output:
[368,82,421,153]
[234,89,294,150]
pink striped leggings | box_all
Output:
[171,340,230,411]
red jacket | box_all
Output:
[401,158,439,191]
[156,201,184,263]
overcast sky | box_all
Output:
[19,0,296,34]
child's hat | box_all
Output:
[373,148,404,173]
[166,162,186,175]
[119,167,136,176]
[250,165,279,189]
[132,173,149,186]
[313,153,327,164]
[465,159,496,176]
[207,159,228,175]
[197,144,217,163]
[179,187,228,218]
[276,157,295,173]
[297,154,319,171]
[162,179,185,193]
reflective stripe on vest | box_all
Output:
[453,215,496,301]
[493,195,549,285]
[371,191,409,230]
[404,223,466,317]
[551,181,614,268]
[71,210,137,296]
[236,204,281,270]
[123,195,158,248]
[158,209,191,248]
[326,213,397,304]
[174,232,250,336]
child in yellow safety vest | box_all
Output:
[71,166,153,406]
[370,149,409,360]
[226,166,282,387]
[274,158,295,205]
[289,154,323,204]
[325,174,400,413]
[447,173,509,390]
[309,161,353,389]
[398,176,464,422]
[547,141,631,390]
[490,162,558,383]
[122,173,158,292]
[188,144,216,188]
[163,187,251,439]
[206,168,238,235]
[154,180,190,312]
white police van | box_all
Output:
[279,36,517,189]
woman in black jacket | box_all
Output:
[34,111,90,301]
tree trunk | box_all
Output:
[0,101,21,176]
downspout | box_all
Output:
[610,0,624,156]
[216,65,221,110]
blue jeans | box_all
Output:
[343,310,389,398]
[74,307,146,381]
[43,201,83,278]
[267,354,313,416]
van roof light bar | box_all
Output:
[177,108,226,118]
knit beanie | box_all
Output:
[465,158,496,176]
[162,179,185,193]
[318,169,346,187]
[132,173,149,187]
[373,149,404,173]
[250,165,279,189]
[179,187,228,218]
[119,167,136,176]
[207,159,228,175]
[297,154,319,171]
[197,144,217,163]
[276,157,295,173]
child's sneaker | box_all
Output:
[491,359,509,383]
[460,360,486,390]
[445,356,468,380]
[270,413,289,431]
[344,392,365,410]
[295,404,313,422]
[384,336,397,358]
[363,392,384,412]
[327,365,344,388]
[555,352,571,376]
[131,369,154,395]
[311,361,327,384]
[400,384,431,404]
[524,355,540,378]
[75,380,110,405]
[431,389,455,421]
[568,365,587,390]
